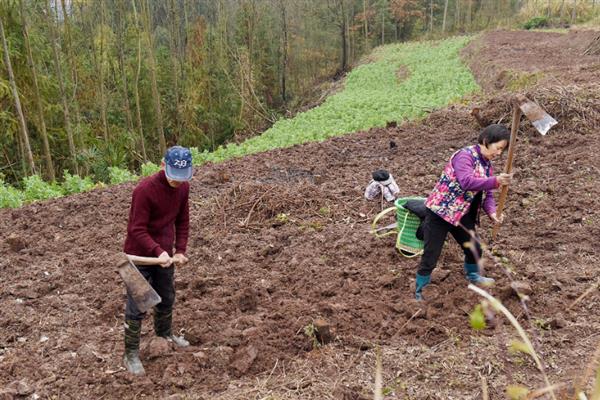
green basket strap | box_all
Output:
[371,206,397,238]
[399,248,423,258]
[395,210,409,246]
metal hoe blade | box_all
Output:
[516,95,557,135]
[118,258,161,313]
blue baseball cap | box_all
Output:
[164,146,193,181]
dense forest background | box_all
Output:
[0,0,598,185]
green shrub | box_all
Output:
[524,16,548,30]
[190,147,211,165]
[0,181,24,208]
[140,161,161,177]
[108,166,138,184]
[62,170,95,194]
[22,175,63,202]
[189,147,200,163]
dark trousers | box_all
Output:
[417,209,482,276]
[125,265,175,321]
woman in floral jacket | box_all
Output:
[415,124,513,300]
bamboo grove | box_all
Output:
[0,0,597,186]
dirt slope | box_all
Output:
[1,29,599,399]
[463,29,600,92]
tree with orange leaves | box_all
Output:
[389,0,425,40]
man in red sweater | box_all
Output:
[122,146,193,375]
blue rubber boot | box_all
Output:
[464,263,495,286]
[415,273,431,301]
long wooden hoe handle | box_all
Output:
[125,253,189,266]
[491,102,522,240]
[126,254,165,265]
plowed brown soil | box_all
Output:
[463,29,600,92]
[1,29,599,399]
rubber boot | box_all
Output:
[154,309,189,348]
[415,273,431,301]
[123,319,145,375]
[167,335,190,348]
[464,263,495,286]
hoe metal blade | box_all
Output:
[118,257,161,313]
[516,94,557,135]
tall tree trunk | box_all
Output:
[174,0,185,76]
[99,1,109,141]
[571,0,577,23]
[467,0,473,30]
[442,0,449,32]
[60,0,83,151]
[237,50,246,125]
[279,0,288,104]
[1,16,35,176]
[349,19,355,62]
[341,0,348,72]
[131,0,148,161]
[20,0,54,180]
[168,0,182,141]
[348,6,353,63]
[183,0,189,28]
[116,0,134,134]
[207,23,216,150]
[17,130,27,177]
[430,0,434,32]
[183,0,190,64]
[455,0,461,31]
[46,0,77,172]
[363,0,368,49]
[380,1,385,44]
[143,0,167,155]
[243,1,255,81]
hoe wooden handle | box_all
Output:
[491,103,522,240]
[126,254,166,265]
[125,253,189,266]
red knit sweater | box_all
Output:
[123,170,189,257]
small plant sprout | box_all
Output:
[275,213,289,224]
[303,323,319,350]
[318,206,331,216]
[469,304,487,331]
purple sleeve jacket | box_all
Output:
[451,149,499,216]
